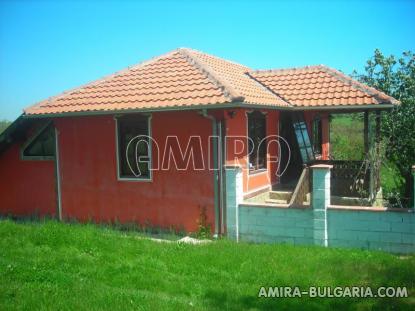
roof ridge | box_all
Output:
[245,72,293,106]
[318,65,399,104]
[178,48,245,102]
[179,48,291,106]
[250,65,326,74]
[180,47,251,70]
[24,49,182,113]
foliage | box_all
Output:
[330,114,364,160]
[0,120,11,134]
[0,220,414,310]
[196,205,211,239]
[353,49,415,196]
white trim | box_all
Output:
[54,127,62,221]
[114,114,153,182]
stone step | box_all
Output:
[265,198,289,204]
[269,191,292,201]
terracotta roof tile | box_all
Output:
[24,50,398,116]
[249,65,398,107]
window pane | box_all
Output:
[312,118,322,155]
[248,111,266,171]
[118,115,150,178]
[23,124,55,158]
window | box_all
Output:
[22,123,55,160]
[312,116,322,155]
[117,114,151,180]
[248,111,267,172]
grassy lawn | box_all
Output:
[0,220,414,310]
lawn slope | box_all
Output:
[0,220,414,310]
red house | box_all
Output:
[0,48,397,234]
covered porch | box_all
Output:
[247,108,386,207]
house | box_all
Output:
[0,48,398,235]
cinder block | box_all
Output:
[313,229,326,240]
[303,228,314,238]
[390,222,415,234]
[294,219,313,229]
[366,221,390,232]
[379,213,407,223]
[263,225,286,236]
[313,219,326,230]
[357,231,380,242]
[313,210,326,219]
[379,232,402,243]
[312,198,326,209]
[401,233,415,244]
[335,229,359,241]
[283,227,305,238]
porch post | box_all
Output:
[321,113,330,160]
[364,111,369,155]
[375,111,381,191]
[311,164,332,247]
[224,164,243,241]
[412,165,415,209]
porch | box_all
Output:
[246,109,385,208]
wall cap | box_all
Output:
[310,164,333,169]
[239,202,310,210]
[329,205,414,213]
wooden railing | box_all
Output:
[315,160,371,197]
[289,167,310,206]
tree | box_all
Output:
[0,120,11,134]
[354,49,415,198]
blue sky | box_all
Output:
[0,0,414,120]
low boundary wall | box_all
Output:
[225,165,415,254]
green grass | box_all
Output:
[0,220,414,310]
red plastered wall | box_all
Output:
[224,108,280,194]
[0,142,56,217]
[54,111,215,232]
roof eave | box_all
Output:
[292,103,397,111]
[23,100,399,119]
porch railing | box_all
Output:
[289,167,310,206]
[314,160,371,197]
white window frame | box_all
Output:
[114,114,153,182]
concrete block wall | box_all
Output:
[226,164,415,254]
[311,165,332,247]
[238,205,314,245]
[328,208,414,253]
[224,165,243,240]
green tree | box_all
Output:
[0,120,11,134]
[354,49,415,197]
